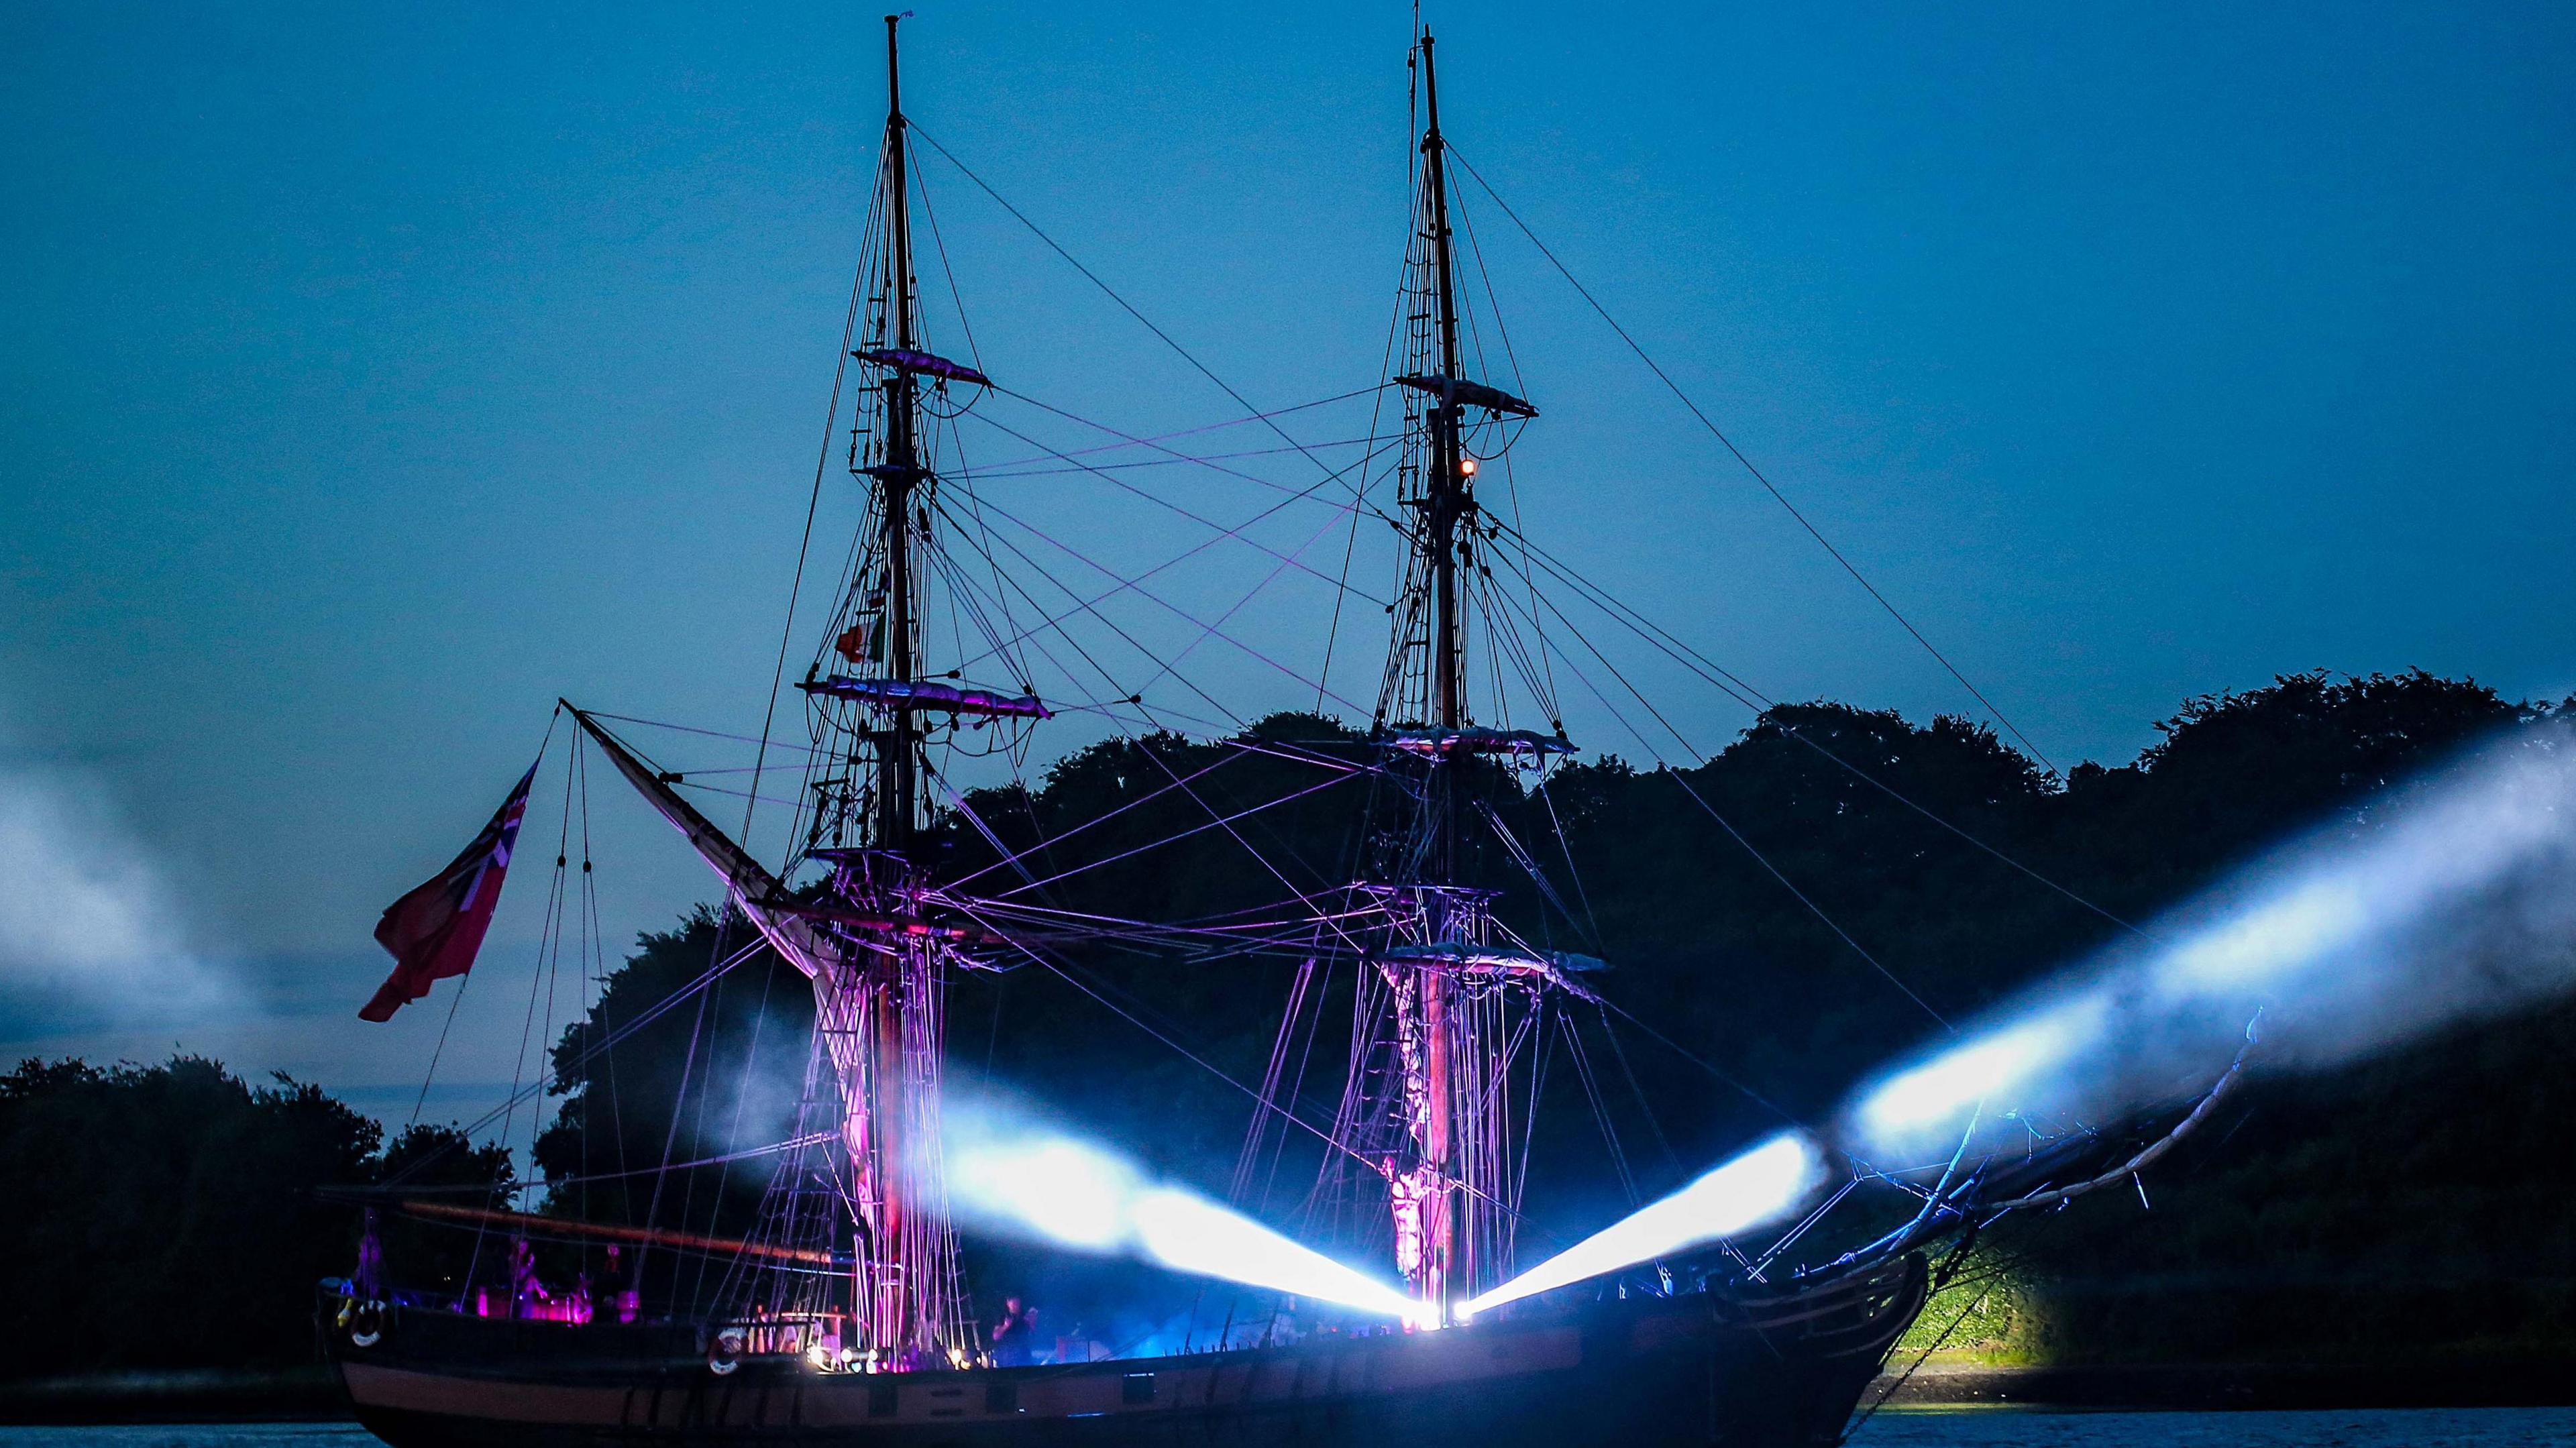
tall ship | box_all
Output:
[321,18,2234,1448]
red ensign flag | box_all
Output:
[360,764,537,1022]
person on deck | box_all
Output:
[355,1209,384,1299]
[508,1238,551,1320]
[990,1296,1038,1366]
[600,1243,639,1324]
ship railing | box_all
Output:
[708,1311,848,1359]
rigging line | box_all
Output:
[667,781,808,810]
[952,897,1553,1240]
[1494,526,2148,940]
[1445,146,2061,777]
[1511,565,1953,1033]
[639,948,717,1298]
[977,655,1372,957]
[969,434,1378,480]
[1594,995,1800,1127]
[905,129,984,376]
[1450,166,1532,421]
[1675,772,1949,1028]
[383,936,770,1190]
[953,489,1380,718]
[1322,218,1417,715]
[1474,798,1580,939]
[1558,1012,1640,1209]
[969,559,1244,750]
[989,769,1358,901]
[917,534,1042,689]
[1535,775,1604,948]
[910,124,1371,502]
[989,385,1392,523]
[943,535,1363,914]
[970,394,1389,602]
[410,708,565,1131]
[924,493,1250,728]
[955,485,1040,710]
[918,757,1046,893]
[496,753,580,1186]
[964,887,1391,937]
[949,562,1363,926]
[1130,493,1358,698]
[745,199,875,859]
[1115,735,1367,955]
[409,955,474,1132]
[942,744,1246,893]
[527,1133,842,1191]
[965,889,1393,936]
[573,740,625,1223]
[578,712,827,757]
[1232,964,1307,1207]
[1494,454,1564,716]
[968,384,1392,474]
[1596,1003,1683,1178]
[1483,538,2118,960]
[1468,557,1560,722]
[944,440,1360,686]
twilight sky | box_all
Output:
[3,2,2571,1128]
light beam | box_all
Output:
[1848,728,2576,1158]
[943,1107,1415,1319]
[1461,1133,1823,1316]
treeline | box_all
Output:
[529,667,2576,1363]
[0,1057,510,1379]
[5,669,2570,1376]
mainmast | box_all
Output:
[1354,30,1552,1327]
[1423,32,1467,761]
[1411,29,1468,1321]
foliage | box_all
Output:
[4,670,2568,1377]
[0,1056,380,1377]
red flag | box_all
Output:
[360,763,537,1022]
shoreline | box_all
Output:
[8,1358,2576,1425]
[0,1370,347,1426]
[1870,1359,2576,1412]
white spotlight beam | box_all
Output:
[944,1119,1415,1319]
[1462,1133,1824,1317]
[1845,732,2576,1160]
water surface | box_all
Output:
[8,1410,2576,1448]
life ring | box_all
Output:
[344,1299,388,1349]
[708,1327,746,1376]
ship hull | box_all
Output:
[325,1255,1924,1448]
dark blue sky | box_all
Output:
[3,2,2571,1114]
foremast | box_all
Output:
[572,16,1040,1366]
[789,13,1010,1366]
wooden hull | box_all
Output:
[325,1256,1924,1448]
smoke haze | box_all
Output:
[0,755,233,1029]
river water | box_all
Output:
[7,1412,2576,1448]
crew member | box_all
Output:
[990,1296,1039,1366]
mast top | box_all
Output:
[885,13,908,120]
